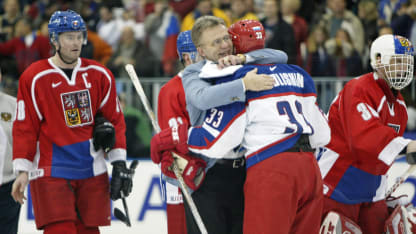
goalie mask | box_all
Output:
[228,19,265,54]
[370,34,414,90]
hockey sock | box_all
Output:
[75,218,100,234]
[44,221,76,234]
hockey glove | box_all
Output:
[93,113,115,153]
[110,160,138,200]
[150,123,189,164]
[160,151,207,191]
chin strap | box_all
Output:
[57,49,78,64]
[55,41,77,65]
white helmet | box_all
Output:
[370,34,414,90]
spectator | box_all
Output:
[318,0,365,55]
[379,25,394,35]
[358,0,379,72]
[169,0,197,19]
[306,25,336,77]
[378,0,408,25]
[96,4,121,51]
[391,0,416,47]
[0,0,21,42]
[261,0,296,64]
[144,0,180,76]
[108,26,155,77]
[181,0,231,31]
[325,28,363,77]
[85,29,113,65]
[280,0,308,66]
[358,0,379,44]
[228,0,258,23]
[0,17,51,76]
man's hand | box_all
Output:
[150,123,189,164]
[11,172,28,204]
[242,68,275,91]
[110,161,137,200]
[217,54,246,69]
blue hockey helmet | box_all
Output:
[48,10,87,44]
[177,30,197,62]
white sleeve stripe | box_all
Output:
[201,122,221,137]
[365,103,380,117]
[397,99,407,108]
[31,69,61,121]
[13,158,35,174]
[378,136,411,165]
[107,148,127,163]
[377,96,386,113]
[318,148,339,178]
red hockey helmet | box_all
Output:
[228,19,266,54]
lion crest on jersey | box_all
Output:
[61,89,93,127]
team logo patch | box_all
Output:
[394,35,414,54]
[61,89,93,127]
[72,20,80,30]
[0,112,12,122]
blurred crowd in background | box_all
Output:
[0,0,415,93]
[0,0,416,157]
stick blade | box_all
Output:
[114,208,131,227]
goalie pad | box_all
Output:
[320,211,362,234]
[385,204,416,234]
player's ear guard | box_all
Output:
[93,113,115,153]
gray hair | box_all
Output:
[191,16,226,47]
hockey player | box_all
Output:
[151,16,289,234]
[155,30,201,234]
[317,34,416,233]
[157,19,330,234]
[0,69,21,234]
[10,10,134,234]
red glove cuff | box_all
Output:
[161,151,176,178]
[182,157,207,191]
[150,123,189,164]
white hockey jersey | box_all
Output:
[187,63,330,167]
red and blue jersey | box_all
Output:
[13,58,126,180]
[187,63,330,167]
[317,73,410,204]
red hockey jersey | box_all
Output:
[13,58,126,180]
[158,72,190,129]
[317,73,411,204]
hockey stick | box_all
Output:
[125,64,208,234]
[114,160,139,227]
[386,158,416,197]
